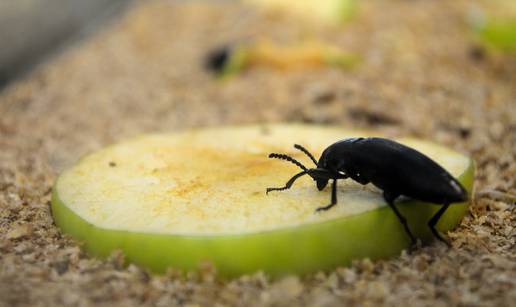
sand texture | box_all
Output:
[0,0,514,306]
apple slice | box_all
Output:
[469,1,516,53]
[244,0,356,25]
[206,40,359,77]
[475,20,516,53]
[51,124,474,278]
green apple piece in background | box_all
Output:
[51,124,474,278]
[469,1,516,53]
[215,41,359,78]
[244,0,356,25]
[477,21,516,52]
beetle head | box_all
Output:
[267,148,337,196]
[316,178,329,191]
[306,168,331,190]
[269,145,334,191]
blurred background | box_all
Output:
[1,0,515,89]
[0,0,132,88]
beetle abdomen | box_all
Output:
[391,166,467,203]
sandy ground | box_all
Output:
[0,0,514,306]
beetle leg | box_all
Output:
[266,170,307,194]
[428,203,451,247]
[315,179,338,212]
[384,191,417,246]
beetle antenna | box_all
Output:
[268,153,308,171]
[294,144,318,166]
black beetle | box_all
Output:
[205,45,231,73]
[266,137,468,246]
